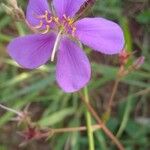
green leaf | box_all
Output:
[39,108,75,126]
[136,10,150,24]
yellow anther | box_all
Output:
[68,19,74,25]
[53,17,59,23]
[33,20,43,29]
[33,12,76,36]
[62,14,74,25]
[41,25,50,34]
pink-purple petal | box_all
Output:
[53,0,86,18]
[56,38,91,93]
[7,33,56,69]
[26,0,50,27]
[75,17,125,54]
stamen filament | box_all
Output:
[41,25,50,34]
[51,30,63,61]
[34,10,48,19]
[46,16,53,23]
[34,20,43,29]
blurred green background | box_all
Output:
[0,0,150,150]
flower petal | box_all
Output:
[7,33,56,69]
[75,18,125,54]
[56,38,91,93]
[26,0,50,27]
[53,0,86,18]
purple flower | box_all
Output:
[7,0,124,93]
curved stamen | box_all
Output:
[32,11,76,37]
[46,16,53,23]
[41,25,50,34]
[33,20,43,29]
[44,11,53,24]
[34,10,48,19]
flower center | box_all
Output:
[31,10,76,37]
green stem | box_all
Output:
[84,86,95,150]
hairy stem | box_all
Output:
[80,93,125,150]
[107,79,120,114]
[53,124,100,134]
[84,87,95,150]
[40,124,101,139]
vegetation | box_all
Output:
[0,0,149,150]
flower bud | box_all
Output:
[119,50,131,65]
[132,56,145,69]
